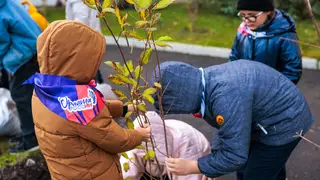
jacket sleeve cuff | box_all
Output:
[106,100,123,118]
[197,155,218,178]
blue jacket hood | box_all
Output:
[256,9,296,36]
[152,61,202,114]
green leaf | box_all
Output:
[126,119,134,129]
[81,0,97,9]
[124,178,132,180]
[122,66,130,76]
[134,0,152,12]
[123,162,130,172]
[135,145,146,149]
[82,0,95,6]
[140,10,146,20]
[123,31,144,40]
[130,78,138,87]
[126,60,134,72]
[147,150,155,159]
[119,97,127,101]
[116,62,124,73]
[125,0,134,4]
[108,75,125,85]
[115,74,132,84]
[121,61,133,77]
[105,61,113,67]
[102,0,113,9]
[143,88,157,95]
[155,41,172,48]
[143,94,155,104]
[115,7,123,26]
[135,20,149,28]
[153,0,175,10]
[143,154,149,160]
[102,7,115,14]
[121,152,129,159]
[154,82,162,89]
[157,36,172,41]
[112,89,127,99]
[140,48,153,65]
[137,103,146,112]
[134,65,143,79]
[124,101,133,106]
[105,61,122,72]
[121,13,128,28]
[125,111,133,119]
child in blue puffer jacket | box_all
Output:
[229,0,302,84]
[153,61,314,180]
[0,0,41,154]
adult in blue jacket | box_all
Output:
[229,0,302,84]
[0,0,41,153]
[152,60,314,180]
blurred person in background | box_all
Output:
[0,0,42,153]
[21,0,49,31]
[229,0,302,85]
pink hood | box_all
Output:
[120,111,211,180]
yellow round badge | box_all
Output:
[216,115,224,125]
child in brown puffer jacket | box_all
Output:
[26,20,150,180]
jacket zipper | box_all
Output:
[251,36,256,60]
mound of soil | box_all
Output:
[0,154,50,180]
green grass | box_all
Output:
[0,138,40,168]
[44,5,320,59]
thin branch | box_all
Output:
[295,130,320,149]
[101,16,134,79]
[280,37,320,49]
[161,80,171,97]
[165,99,176,116]
[304,0,320,39]
[151,29,172,179]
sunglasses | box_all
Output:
[237,11,263,23]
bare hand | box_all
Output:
[135,126,151,142]
[202,175,218,180]
[166,158,200,176]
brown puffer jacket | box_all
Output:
[32,20,143,180]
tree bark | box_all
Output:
[304,0,320,39]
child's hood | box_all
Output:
[37,20,106,84]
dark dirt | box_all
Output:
[0,154,50,180]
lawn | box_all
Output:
[0,138,40,168]
[45,5,320,59]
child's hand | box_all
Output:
[136,126,151,142]
[202,175,217,180]
[166,158,200,175]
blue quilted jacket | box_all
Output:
[153,60,314,178]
